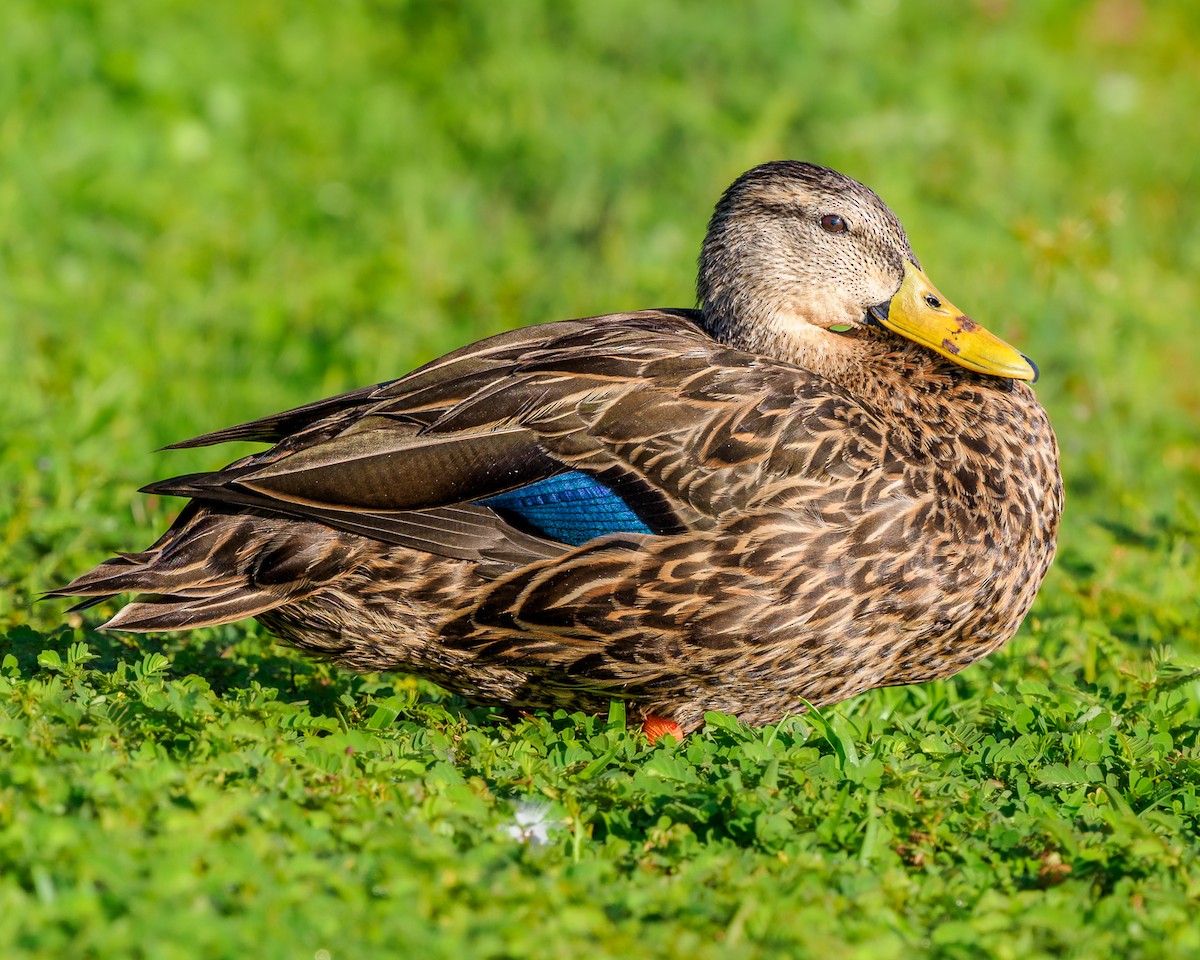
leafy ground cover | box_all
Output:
[3,1,1200,956]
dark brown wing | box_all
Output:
[138,308,888,565]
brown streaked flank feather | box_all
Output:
[52,161,1062,735]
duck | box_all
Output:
[52,161,1063,741]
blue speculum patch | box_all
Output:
[478,470,652,546]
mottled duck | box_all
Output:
[53,162,1063,741]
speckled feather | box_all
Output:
[52,162,1062,734]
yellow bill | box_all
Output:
[869,261,1037,381]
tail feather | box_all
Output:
[49,502,372,632]
[101,590,291,632]
[63,594,116,614]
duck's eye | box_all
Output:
[820,214,848,234]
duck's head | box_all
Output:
[697,161,1036,382]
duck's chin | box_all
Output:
[760,309,879,381]
[701,298,878,383]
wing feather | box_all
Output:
[137,309,889,566]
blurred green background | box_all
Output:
[3,1,1200,957]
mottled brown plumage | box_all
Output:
[52,162,1062,735]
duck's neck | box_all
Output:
[700,298,906,387]
[701,298,865,375]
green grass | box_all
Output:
[4,1,1200,956]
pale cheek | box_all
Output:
[795,287,860,328]
[855,263,903,309]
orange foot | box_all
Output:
[642,715,684,744]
